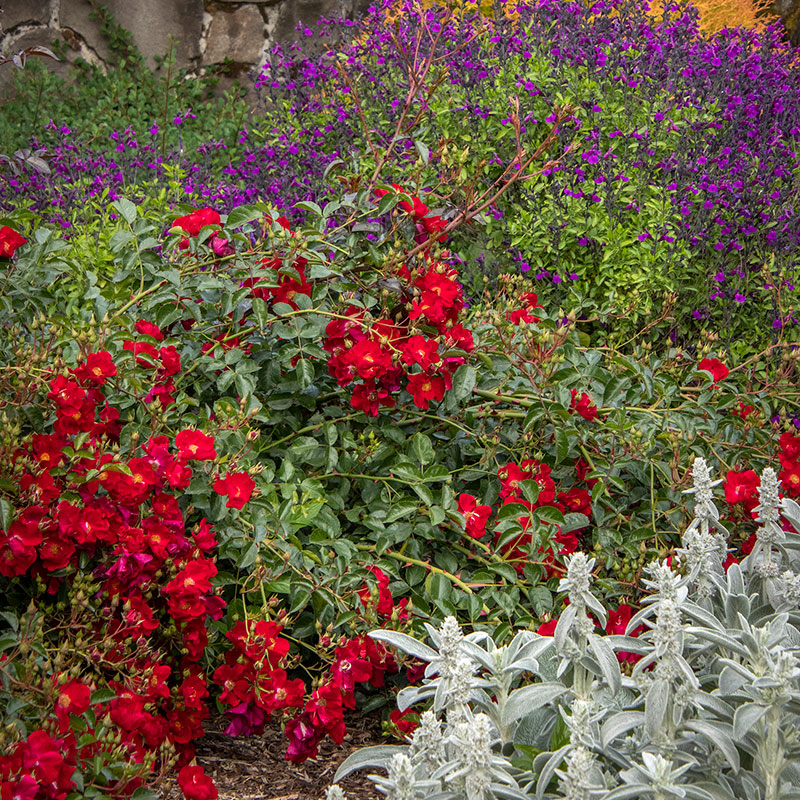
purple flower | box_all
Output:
[735,293,746,303]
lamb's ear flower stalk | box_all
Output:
[632,560,696,757]
[555,745,603,800]
[678,456,727,600]
[745,468,788,600]
[556,552,609,699]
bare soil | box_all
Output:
[159,712,384,800]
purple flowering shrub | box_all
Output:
[250,0,800,346]
[2,0,799,349]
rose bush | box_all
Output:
[0,168,796,796]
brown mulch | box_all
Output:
[159,712,386,800]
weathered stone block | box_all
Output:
[61,0,204,68]
[204,4,264,64]
[0,0,52,33]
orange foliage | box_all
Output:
[384,0,780,36]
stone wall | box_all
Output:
[0,0,372,79]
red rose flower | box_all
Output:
[724,469,760,513]
[176,429,217,462]
[570,389,599,422]
[780,460,800,498]
[173,208,221,249]
[0,225,26,257]
[159,345,182,377]
[605,604,643,664]
[407,372,446,410]
[54,679,91,728]
[732,401,755,420]
[389,708,420,738]
[178,765,218,800]
[357,566,395,617]
[75,350,117,386]
[134,320,164,341]
[213,471,255,509]
[537,619,557,636]
[123,340,159,367]
[401,336,440,371]
[698,358,729,383]
[457,493,492,539]
[347,339,394,381]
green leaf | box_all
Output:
[385,498,419,524]
[534,506,564,526]
[131,789,159,800]
[601,711,646,748]
[90,688,117,705]
[368,630,439,662]
[294,200,322,216]
[391,462,422,483]
[0,611,18,631]
[554,428,570,464]
[113,198,137,224]
[252,297,269,329]
[502,682,567,728]
[225,206,262,229]
[0,498,12,532]
[410,433,434,466]
[295,358,315,389]
[452,364,476,402]
[413,483,434,506]
[733,702,768,740]
[645,679,670,739]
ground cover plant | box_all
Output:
[0,0,799,798]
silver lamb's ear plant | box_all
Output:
[677,456,727,601]
[742,466,800,610]
[331,456,800,800]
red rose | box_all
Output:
[537,619,557,636]
[389,708,420,738]
[213,471,255,509]
[178,765,218,800]
[570,389,599,422]
[0,225,26,257]
[176,429,217,462]
[346,339,393,381]
[159,345,182,377]
[457,493,492,539]
[724,469,760,512]
[698,358,729,383]
[54,679,91,727]
[605,604,642,664]
[172,208,221,250]
[406,372,446,410]
[123,340,159,367]
[401,336,440,371]
[75,350,117,385]
[134,319,164,341]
